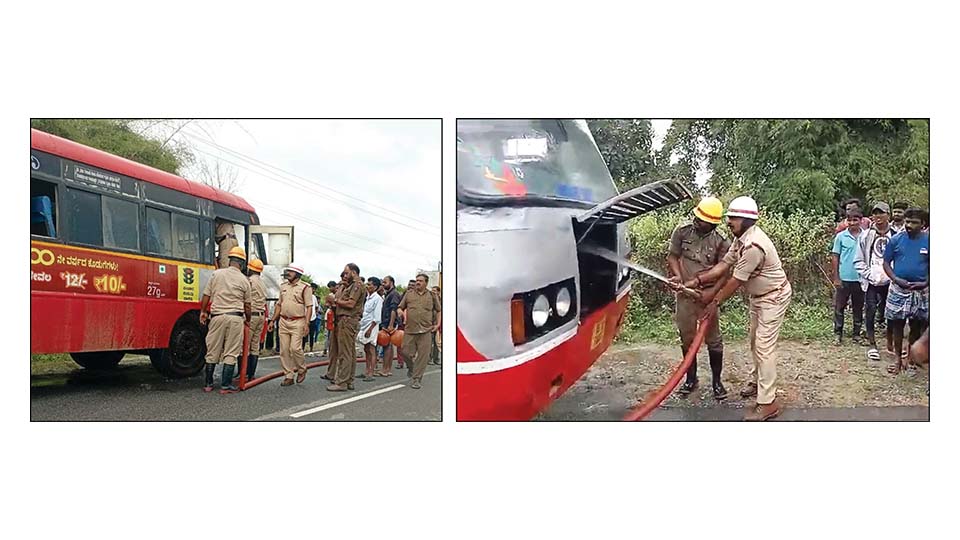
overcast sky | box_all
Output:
[145,120,441,286]
[650,119,712,187]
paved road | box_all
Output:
[31,353,442,421]
[538,386,928,421]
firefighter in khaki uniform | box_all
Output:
[322,274,348,382]
[398,273,442,389]
[267,262,312,386]
[666,197,731,400]
[199,246,252,394]
[673,196,792,421]
[328,263,365,392]
[245,257,268,380]
[215,220,239,269]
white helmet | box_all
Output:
[726,196,760,219]
[283,263,305,275]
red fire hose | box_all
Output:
[236,320,370,391]
[622,310,716,421]
[241,357,370,390]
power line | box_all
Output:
[178,129,441,236]
[185,141,440,238]
[249,198,438,262]
[285,222,434,268]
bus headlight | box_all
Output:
[510,278,578,346]
[532,294,550,327]
[556,287,572,318]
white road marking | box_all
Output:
[249,368,441,421]
[289,384,406,418]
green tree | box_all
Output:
[587,119,665,192]
[658,119,929,215]
[31,119,192,175]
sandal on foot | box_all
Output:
[887,363,902,375]
[867,348,881,361]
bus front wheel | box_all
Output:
[70,351,124,370]
[149,313,206,378]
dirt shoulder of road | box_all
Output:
[577,339,929,409]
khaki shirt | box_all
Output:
[248,274,267,312]
[279,280,311,319]
[334,280,365,321]
[202,266,252,314]
[398,289,441,334]
[668,223,730,285]
[215,222,236,238]
[722,224,788,296]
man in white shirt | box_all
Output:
[853,202,895,360]
[357,277,383,382]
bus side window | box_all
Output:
[172,213,200,261]
[102,196,140,251]
[145,207,172,256]
[30,178,57,238]
[65,188,103,246]
[200,220,213,264]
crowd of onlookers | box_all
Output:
[830,198,929,375]
[262,274,442,372]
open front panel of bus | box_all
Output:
[248,225,295,301]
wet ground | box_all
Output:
[538,339,929,421]
[31,352,442,421]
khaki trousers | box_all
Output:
[334,317,359,386]
[217,236,239,269]
[325,321,339,378]
[278,317,306,379]
[205,314,244,366]
[675,295,723,352]
[402,331,433,380]
[748,282,792,405]
[248,314,265,356]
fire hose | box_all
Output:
[236,319,373,391]
[623,309,716,421]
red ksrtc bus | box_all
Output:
[30,129,293,377]
[456,120,690,420]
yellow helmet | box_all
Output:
[694,197,724,225]
[227,246,247,260]
[247,258,263,273]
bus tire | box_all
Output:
[70,351,124,370]
[149,312,207,378]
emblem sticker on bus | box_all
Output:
[590,318,606,350]
[178,266,199,302]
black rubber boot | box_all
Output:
[677,346,697,396]
[220,364,238,393]
[709,349,728,400]
[246,355,259,380]
[203,363,216,392]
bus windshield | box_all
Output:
[457,119,618,205]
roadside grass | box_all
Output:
[617,296,848,346]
